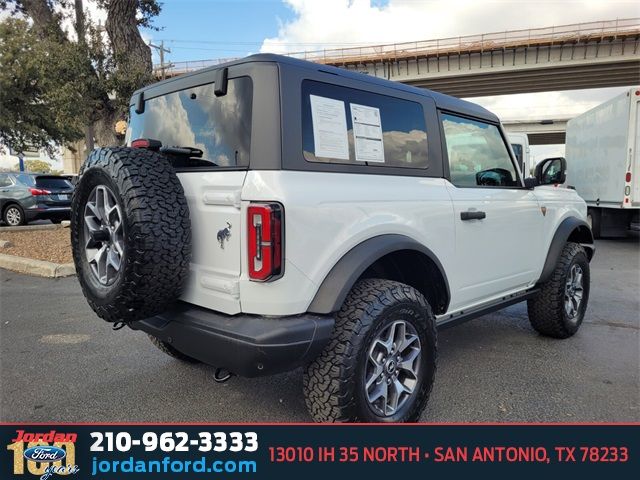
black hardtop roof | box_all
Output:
[135,53,498,122]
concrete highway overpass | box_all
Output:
[502,118,570,145]
[157,18,640,97]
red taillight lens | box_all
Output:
[625,172,632,183]
[29,187,50,196]
[131,138,150,148]
[247,203,283,281]
[131,138,161,150]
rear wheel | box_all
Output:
[303,279,437,423]
[527,242,590,339]
[3,205,25,226]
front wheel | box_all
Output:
[303,279,437,423]
[527,242,590,339]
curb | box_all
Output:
[0,253,75,278]
[0,223,63,232]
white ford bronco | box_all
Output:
[71,54,594,423]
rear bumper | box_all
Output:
[131,302,334,377]
[25,206,70,221]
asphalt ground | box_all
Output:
[1,238,638,422]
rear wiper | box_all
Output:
[160,146,204,158]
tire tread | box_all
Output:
[303,279,437,423]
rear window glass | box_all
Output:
[302,80,429,169]
[127,76,253,168]
[35,177,73,190]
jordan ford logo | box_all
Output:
[217,222,232,249]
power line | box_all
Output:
[160,39,398,46]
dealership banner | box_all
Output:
[1,424,637,479]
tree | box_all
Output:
[13,159,53,173]
[0,0,161,154]
[0,19,89,155]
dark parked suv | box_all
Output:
[0,172,74,226]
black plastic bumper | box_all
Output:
[131,302,335,377]
[25,206,70,221]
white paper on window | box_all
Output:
[350,103,385,163]
[310,95,349,160]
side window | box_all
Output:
[302,80,429,169]
[442,113,519,188]
[0,174,12,187]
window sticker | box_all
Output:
[350,103,385,163]
[309,95,349,160]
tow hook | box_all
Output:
[213,368,233,383]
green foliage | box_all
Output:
[0,19,88,154]
[1,1,162,152]
[13,159,53,173]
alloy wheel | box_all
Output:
[364,320,422,417]
[5,207,21,226]
[564,264,584,321]
[83,185,124,286]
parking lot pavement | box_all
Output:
[1,238,638,423]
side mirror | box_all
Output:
[535,157,567,185]
[523,177,538,189]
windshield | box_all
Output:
[126,76,253,168]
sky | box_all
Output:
[2,0,638,166]
[141,0,638,161]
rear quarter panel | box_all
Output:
[239,170,455,315]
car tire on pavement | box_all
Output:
[527,242,590,339]
[71,147,191,324]
[3,204,26,226]
[303,279,437,423]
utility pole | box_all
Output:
[150,41,171,80]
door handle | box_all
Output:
[460,210,486,221]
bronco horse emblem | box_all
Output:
[217,222,232,249]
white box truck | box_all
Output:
[507,132,532,177]
[565,87,640,237]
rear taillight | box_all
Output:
[247,202,283,281]
[29,187,51,196]
[131,138,161,150]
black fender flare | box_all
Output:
[538,217,594,284]
[307,234,450,314]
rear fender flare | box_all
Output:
[307,234,450,314]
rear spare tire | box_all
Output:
[71,147,191,323]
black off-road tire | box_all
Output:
[148,335,200,363]
[71,147,191,323]
[303,279,437,423]
[527,242,590,339]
